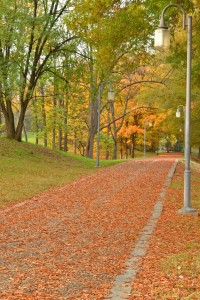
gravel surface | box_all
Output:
[0,154,179,299]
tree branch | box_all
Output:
[100,106,158,130]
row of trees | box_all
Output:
[0,0,199,159]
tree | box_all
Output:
[0,0,76,141]
[66,0,158,158]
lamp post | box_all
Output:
[176,105,186,160]
[96,86,114,167]
[155,4,197,215]
[144,120,153,158]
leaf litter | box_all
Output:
[1,154,197,299]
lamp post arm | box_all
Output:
[159,4,187,29]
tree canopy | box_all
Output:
[0,0,199,158]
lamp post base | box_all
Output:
[178,207,199,215]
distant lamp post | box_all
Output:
[108,90,115,103]
[155,4,197,215]
[144,120,153,158]
[176,105,186,160]
[176,108,181,118]
[96,86,115,167]
[176,105,185,118]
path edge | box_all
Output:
[107,159,178,299]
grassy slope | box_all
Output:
[0,138,125,207]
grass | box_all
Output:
[0,138,126,207]
[171,160,200,209]
[161,251,200,277]
[157,160,200,299]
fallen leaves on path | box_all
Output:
[0,155,185,299]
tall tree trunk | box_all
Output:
[23,126,28,143]
[15,102,28,141]
[58,98,63,151]
[4,115,15,139]
[120,138,123,159]
[35,114,39,145]
[86,82,105,158]
[131,134,135,158]
[110,99,118,159]
[73,129,77,154]
[58,130,62,150]
[86,47,106,159]
[105,127,110,160]
[0,105,2,134]
[0,96,16,139]
[110,87,131,159]
[86,112,97,158]
[52,96,56,149]
[125,138,128,159]
[63,90,68,152]
[52,59,57,149]
[40,87,47,147]
[32,94,39,145]
[85,52,97,158]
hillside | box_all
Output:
[0,138,122,207]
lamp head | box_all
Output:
[154,14,170,50]
[154,27,170,50]
[108,91,115,102]
[176,109,181,118]
[149,120,153,127]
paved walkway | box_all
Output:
[0,154,179,299]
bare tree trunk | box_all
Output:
[32,93,39,145]
[15,102,29,142]
[0,105,2,134]
[63,91,68,152]
[40,87,47,147]
[58,130,62,150]
[52,58,57,149]
[52,96,56,149]
[58,98,63,151]
[86,118,97,158]
[85,47,101,159]
[0,95,16,139]
[23,126,28,142]
[35,115,39,145]
[109,87,131,159]
[120,138,123,159]
[125,138,128,159]
[4,115,15,139]
[85,68,98,158]
[110,100,118,159]
[130,134,135,158]
[73,129,77,154]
